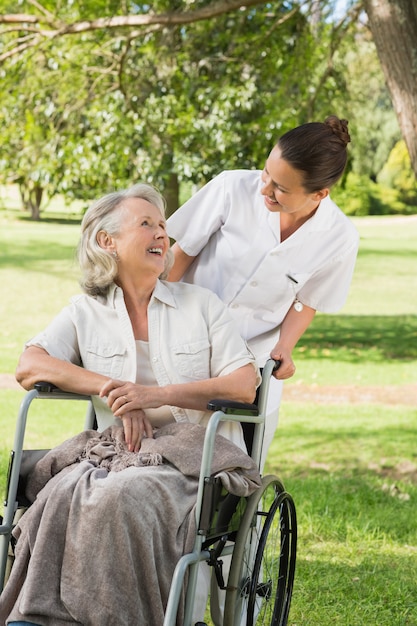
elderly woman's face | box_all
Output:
[114,197,169,278]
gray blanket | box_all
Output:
[0,422,261,626]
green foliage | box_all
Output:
[0,1,372,216]
[331,172,416,215]
[337,27,401,180]
[0,1,413,217]
[378,140,417,205]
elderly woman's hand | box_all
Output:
[100,379,163,412]
[119,408,154,452]
[99,379,154,451]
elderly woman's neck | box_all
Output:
[122,286,153,341]
[116,275,157,340]
[117,272,157,300]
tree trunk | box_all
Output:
[164,172,180,218]
[29,185,43,221]
[363,0,417,177]
[19,181,43,220]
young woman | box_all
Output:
[167,116,360,466]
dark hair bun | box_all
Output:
[324,115,351,146]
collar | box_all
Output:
[305,195,335,232]
[106,280,177,309]
[150,280,177,308]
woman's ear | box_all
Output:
[313,188,329,201]
[97,230,115,253]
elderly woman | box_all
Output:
[1,184,260,626]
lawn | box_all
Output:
[0,207,416,625]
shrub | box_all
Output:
[331,172,416,216]
[377,140,417,206]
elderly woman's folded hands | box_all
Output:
[100,379,155,451]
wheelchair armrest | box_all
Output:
[34,381,60,393]
[33,383,95,425]
[34,382,91,400]
[206,359,281,416]
[207,399,259,416]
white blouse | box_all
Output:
[135,339,174,427]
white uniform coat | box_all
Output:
[168,170,359,364]
[168,170,359,463]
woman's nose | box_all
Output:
[155,226,167,238]
[261,176,272,195]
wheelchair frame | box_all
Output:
[0,359,297,626]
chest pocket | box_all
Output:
[84,340,126,379]
[171,339,211,380]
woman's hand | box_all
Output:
[99,379,154,451]
[119,408,153,452]
[269,347,296,380]
[100,379,163,413]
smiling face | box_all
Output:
[102,197,169,281]
[261,146,328,219]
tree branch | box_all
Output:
[0,36,42,62]
[1,0,270,35]
[27,0,59,25]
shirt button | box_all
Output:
[250,281,258,287]
[230,303,239,309]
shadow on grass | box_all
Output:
[299,314,417,360]
[0,239,77,269]
[20,215,83,225]
[1,208,83,225]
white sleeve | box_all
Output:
[25,304,82,365]
[299,239,359,312]
[167,172,229,256]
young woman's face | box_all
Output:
[261,146,327,217]
[114,198,169,278]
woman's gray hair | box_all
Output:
[77,183,174,296]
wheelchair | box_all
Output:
[0,359,297,626]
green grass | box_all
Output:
[0,215,81,372]
[0,207,416,624]
[266,402,417,625]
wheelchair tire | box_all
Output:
[223,475,297,626]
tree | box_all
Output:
[0,34,140,218]
[2,1,341,215]
[362,0,417,177]
[1,0,414,216]
[333,20,400,181]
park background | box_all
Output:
[1,1,416,624]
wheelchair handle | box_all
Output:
[272,359,281,372]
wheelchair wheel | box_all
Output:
[224,475,297,626]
